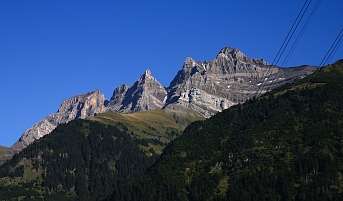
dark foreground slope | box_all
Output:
[105,61,343,201]
[0,110,200,201]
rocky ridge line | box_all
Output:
[11,47,316,151]
[12,90,105,152]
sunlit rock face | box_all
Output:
[165,47,315,117]
[12,90,105,152]
[106,69,168,113]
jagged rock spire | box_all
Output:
[183,57,197,68]
[107,69,167,112]
[144,68,152,76]
[140,68,154,80]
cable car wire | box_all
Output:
[255,0,312,97]
[319,28,343,67]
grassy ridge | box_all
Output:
[90,109,200,139]
[90,111,179,144]
[89,109,202,154]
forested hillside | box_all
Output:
[104,61,343,201]
[0,110,200,201]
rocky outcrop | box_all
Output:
[165,47,315,117]
[106,69,167,112]
[12,90,105,152]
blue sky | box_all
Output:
[0,0,342,146]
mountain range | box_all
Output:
[10,47,315,152]
[0,45,342,201]
[105,60,343,201]
[0,59,342,201]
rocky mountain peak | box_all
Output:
[165,47,315,117]
[12,90,106,152]
[218,47,246,59]
[107,84,129,111]
[144,68,152,76]
[107,69,167,113]
[137,69,163,88]
[57,90,105,116]
[216,47,253,67]
[183,57,198,68]
[110,84,129,101]
[216,47,267,66]
[139,69,155,81]
[114,84,129,95]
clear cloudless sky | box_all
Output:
[0,0,342,146]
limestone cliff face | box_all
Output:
[165,47,315,117]
[106,69,167,112]
[106,84,129,111]
[12,90,105,152]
